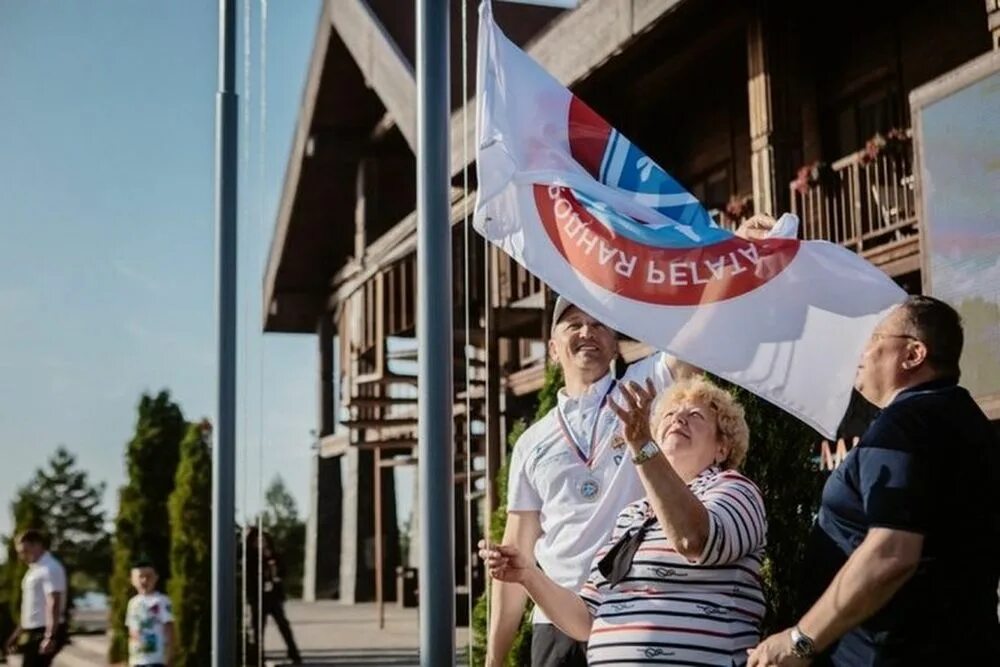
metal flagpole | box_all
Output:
[213,0,238,665]
[416,0,455,664]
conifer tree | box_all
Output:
[108,391,186,663]
[31,447,110,591]
[168,421,213,667]
[1,449,109,632]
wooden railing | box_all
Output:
[790,129,918,257]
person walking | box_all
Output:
[246,528,302,666]
[3,530,68,667]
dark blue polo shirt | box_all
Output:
[801,378,1000,666]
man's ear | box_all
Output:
[904,340,929,370]
[548,338,559,364]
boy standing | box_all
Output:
[126,561,174,667]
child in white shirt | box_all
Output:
[125,561,174,667]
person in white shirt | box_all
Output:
[125,560,175,667]
[3,530,67,667]
[483,295,694,667]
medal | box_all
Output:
[558,379,617,503]
[578,476,601,502]
[555,380,617,466]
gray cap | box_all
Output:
[550,295,574,337]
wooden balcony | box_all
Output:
[790,129,921,276]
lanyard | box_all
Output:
[555,380,617,468]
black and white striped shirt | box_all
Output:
[579,466,767,666]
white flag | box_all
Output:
[473,2,905,437]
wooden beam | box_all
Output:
[354,370,419,386]
[263,2,333,329]
[348,396,418,407]
[329,0,416,151]
[340,418,419,429]
[378,456,418,469]
[319,432,351,458]
[505,362,546,397]
[358,438,418,449]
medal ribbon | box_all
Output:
[556,379,617,469]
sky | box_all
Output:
[0,1,325,540]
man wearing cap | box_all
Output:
[485,295,695,667]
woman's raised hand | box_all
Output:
[608,379,657,450]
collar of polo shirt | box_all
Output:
[558,371,615,411]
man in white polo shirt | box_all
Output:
[485,296,694,667]
[3,530,67,667]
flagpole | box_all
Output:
[212,0,238,665]
[416,0,455,664]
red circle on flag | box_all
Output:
[534,185,800,306]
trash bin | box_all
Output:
[396,566,418,608]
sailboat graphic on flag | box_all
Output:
[473,1,905,437]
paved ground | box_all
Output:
[262,601,471,666]
[8,601,471,666]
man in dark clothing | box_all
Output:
[750,295,1000,666]
[246,529,302,666]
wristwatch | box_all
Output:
[631,441,661,465]
[790,625,816,658]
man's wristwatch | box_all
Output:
[631,441,661,465]
[790,625,816,658]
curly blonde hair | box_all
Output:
[651,377,750,470]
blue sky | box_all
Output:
[0,1,323,539]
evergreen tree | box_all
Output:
[108,391,186,663]
[0,449,110,632]
[29,447,111,593]
[168,421,213,667]
[261,475,305,598]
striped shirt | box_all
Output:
[579,466,767,666]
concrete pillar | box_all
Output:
[338,445,372,603]
[303,451,319,601]
[303,316,342,600]
[407,467,420,569]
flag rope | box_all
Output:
[255,1,268,663]
[460,0,478,660]
[239,0,251,660]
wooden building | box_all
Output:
[262,0,996,611]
